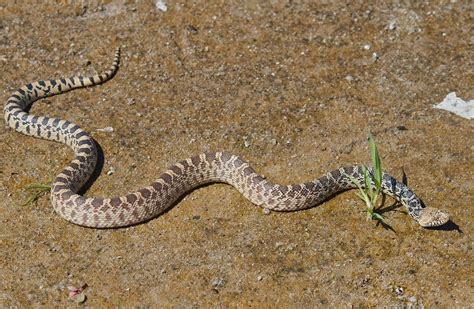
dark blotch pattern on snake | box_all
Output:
[3,48,449,228]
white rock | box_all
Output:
[388,20,397,30]
[433,92,474,119]
[211,278,225,287]
[155,0,167,12]
[97,126,114,133]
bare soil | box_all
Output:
[1,0,472,307]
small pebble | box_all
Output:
[187,25,198,34]
[257,275,263,281]
[263,208,271,215]
[72,293,86,303]
[345,75,354,81]
[107,167,115,176]
[211,278,225,287]
[97,126,114,133]
[363,44,371,50]
[388,21,397,30]
[395,287,404,296]
[372,52,379,60]
[155,0,167,12]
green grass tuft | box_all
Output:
[20,183,51,206]
[345,132,385,223]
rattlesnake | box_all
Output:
[4,48,449,228]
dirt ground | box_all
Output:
[1,0,472,307]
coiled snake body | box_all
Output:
[4,48,449,228]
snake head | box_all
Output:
[417,207,450,227]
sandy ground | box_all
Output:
[1,0,472,307]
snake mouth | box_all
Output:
[417,207,450,227]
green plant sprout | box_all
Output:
[20,183,51,206]
[346,132,385,223]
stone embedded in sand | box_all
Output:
[434,92,474,119]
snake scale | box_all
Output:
[4,48,449,228]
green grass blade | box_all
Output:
[371,212,385,222]
[25,183,52,191]
[362,166,373,195]
[345,171,373,209]
[20,183,51,207]
[345,172,364,192]
[368,132,382,191]
[356,191,371,205]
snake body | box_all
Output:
[4,48,449,228]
